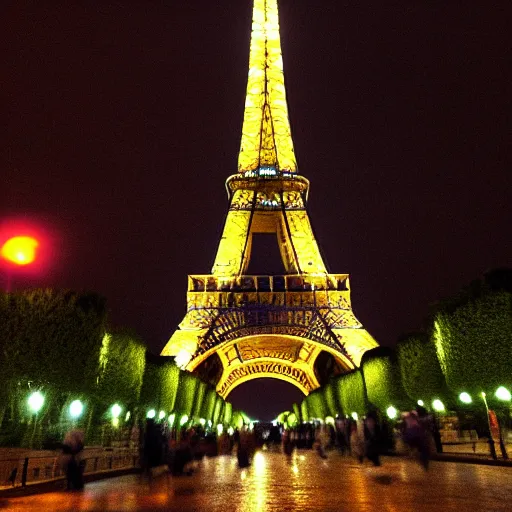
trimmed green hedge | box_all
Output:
[362,347,410,411]
[397,335,449,404]
[433,292,512,394]
[334,370,366,416]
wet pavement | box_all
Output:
[2,449,512,511]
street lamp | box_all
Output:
[386,406,398,420]
[432,399,445,412]
[480,392,498,460]
[69,400,84,419]
[147,409,156,419]
[495,387,511,402]
[28,391,44,414]
[111,403,122,419]
[459,392,472,404]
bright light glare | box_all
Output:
[159,410,165,420]
[1,236,39,265]
[495,386,511,401]
[175,350,192,369]
[180,415,189,426]
[386,406,398,419]
[432,399,445,412]
[351,412,358,421]
[199,418,206,426]
[217,424,223,435]
[28,391,44,413]
[111,403,122,418]
[69,400,84,418]
[168,413,175,425]
[417,400,424,407]
[459,392,472,404]
[147,409,156,419]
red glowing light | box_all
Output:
[1,236,39,266]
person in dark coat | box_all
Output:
[364,412,381,466]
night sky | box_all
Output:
[2,1,510,420]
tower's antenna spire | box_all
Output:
[238,0,297,174]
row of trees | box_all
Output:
[0,289,245,448]
[283,269,512,425]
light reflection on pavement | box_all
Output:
[2,450,512,511]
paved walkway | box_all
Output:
[2,450,512,511]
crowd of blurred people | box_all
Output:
[59,406,437,491]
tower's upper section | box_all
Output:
[238,0,297,175]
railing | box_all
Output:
[0,448,139,489]
[188,274,350,293]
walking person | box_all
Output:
[364,411,381,466]
[350,419,365,463]
[314,424,329,459]
[62,429,85,490]
[401,410,430,470]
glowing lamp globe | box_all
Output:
[495,387,511,401]
[180,415,189,426]
[386,406,398,419]
[28,391,44,414]
[417,400,424,407]
[69,400,84,418]
[432,399,445,412]
[459,392,472,404]
[111,403,122,419]
[1,236,39,265]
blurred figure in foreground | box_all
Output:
[350,419,365,463]
[364,411,382,466]
[61,429,85,490]
[314,424,329,459]
[237,427,255,468]
[401,410,430,470]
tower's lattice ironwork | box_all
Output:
[161,0,378,398]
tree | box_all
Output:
[433,291,512,394]
[96,329,146,407]
[323,381,339,417]
[173,370,198,418]
[304,389,327,419]
[361,347,410,411]
[334,370,366,416]
[397,334,449,404]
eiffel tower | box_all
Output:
[161,0,378,398]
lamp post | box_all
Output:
[480,392,497,460]
[27,391,45,449]
[494,387,510,460]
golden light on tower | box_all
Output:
[239,0,297,173]
[162,0,379,397]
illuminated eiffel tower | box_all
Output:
[161,0,378,398]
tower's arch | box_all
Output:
[187,333,353,398]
